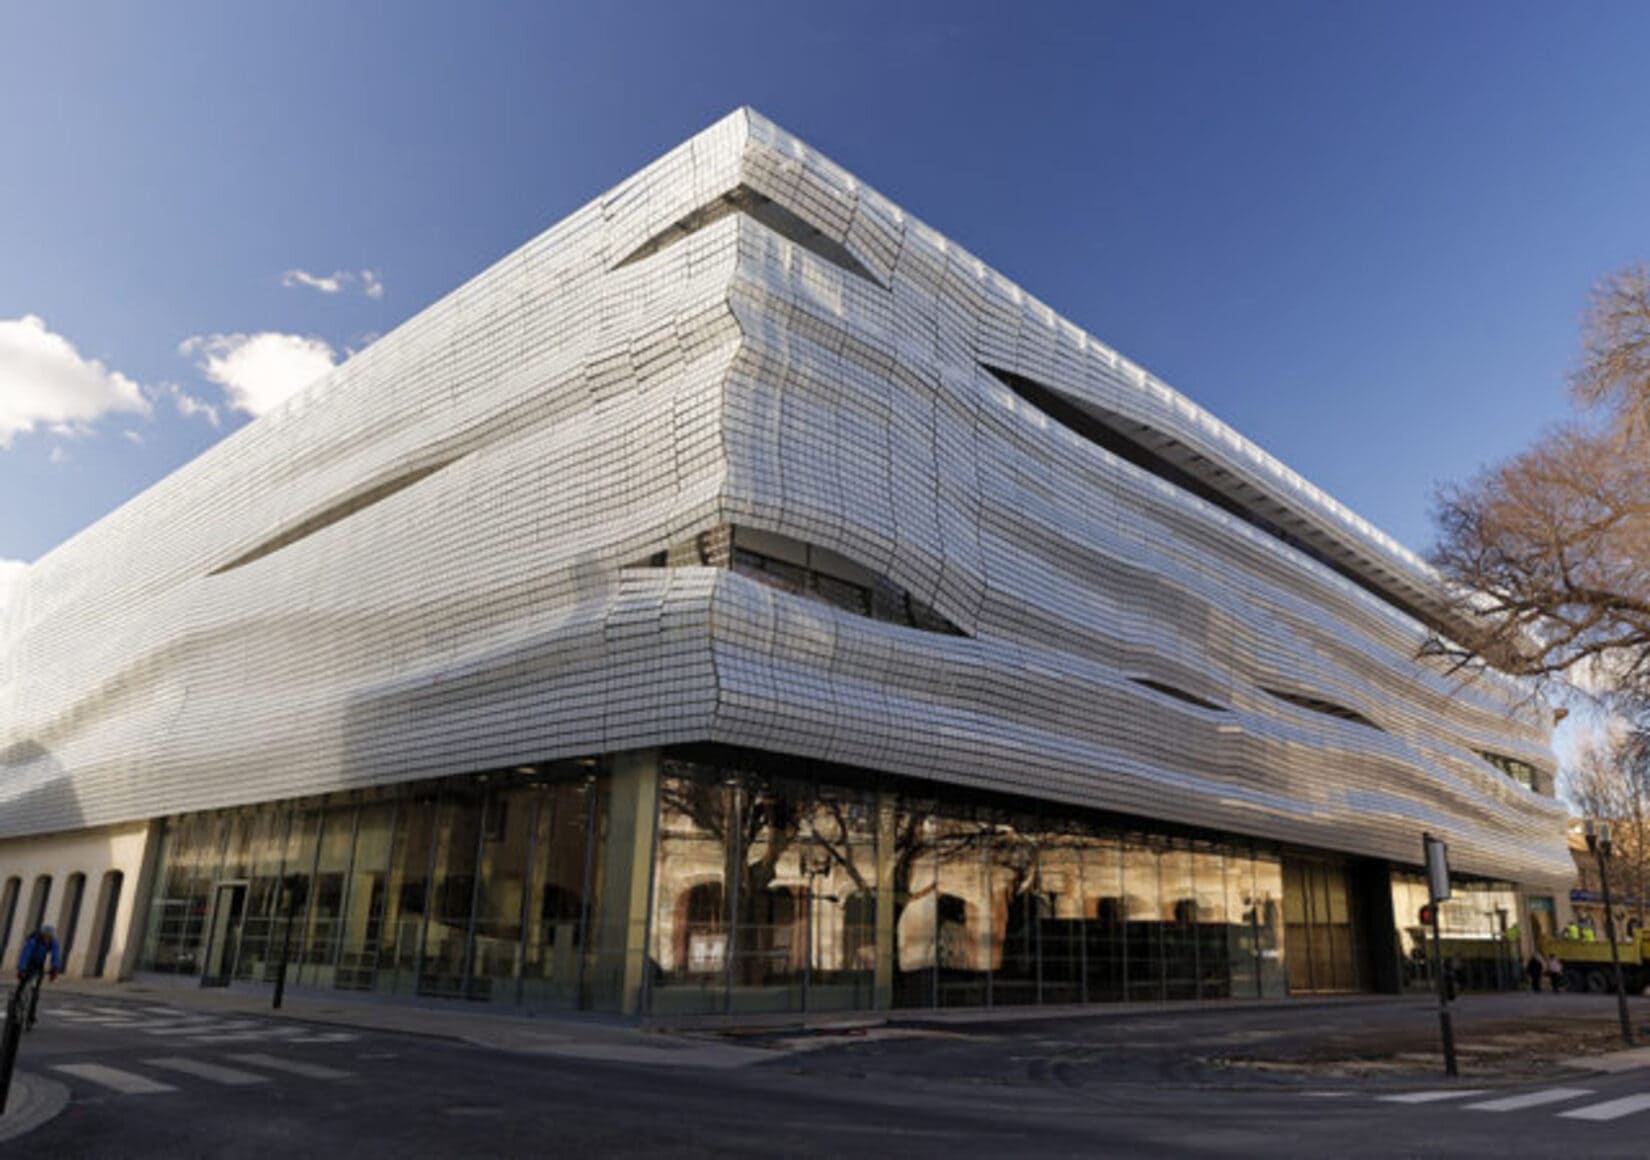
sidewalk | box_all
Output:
[51,976,780,1069]
[39,977,1650,1081]
[0,1071,69,1143]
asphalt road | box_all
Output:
[10,992,1650,1158]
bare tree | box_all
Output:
[1427,266,1650,701]
[1574,266,1650,433]
[1563,724,1650,931]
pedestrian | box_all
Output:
[1546,953,1565,993]
[15,923,62,1028]
[1526,953,1544,992]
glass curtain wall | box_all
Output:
[139,752,1302,1013]
[335,802,396,991]
[650,757,1289,1014]
[800,785,878,1012]
[138,764,615,1010]
[650,762,881,1016]
[1392,874,1521,992]
[521,779,600,1008]
[1281,858,1363,993]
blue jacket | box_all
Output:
[17,932,61,975]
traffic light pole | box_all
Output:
[1428,902,1459,1078]
[1423,832,1459,1079]
[1596,850,1634,1047]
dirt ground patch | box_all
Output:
[1207,1013,1638,1080]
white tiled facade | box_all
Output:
[0,109,1570,983]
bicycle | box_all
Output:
[10,969,45,1032]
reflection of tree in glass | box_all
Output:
[659,764,875,984]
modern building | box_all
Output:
[0,109,1572,1017]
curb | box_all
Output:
[0,1071,71,1143]
[1558,1045,1650,1074]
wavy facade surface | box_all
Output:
[0,109,1571,967]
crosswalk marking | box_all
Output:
[1379,1090,1490,1104]
[144,1057,270,1086]
[52,1063,178,1095]
[226,1053,353,1080]
[151,1019,261,1036]
[1464,1088,1592,1112]
[51,1005,357,1046]
[1357,1086,1650,1123]
[1558,1094,1650,1122]
[185,1030,357,1045]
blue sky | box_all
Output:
[3,0,1648,592]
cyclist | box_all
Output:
[15,924,61,1029]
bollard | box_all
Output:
[272,908,296,1011]
[0,988,23,1116]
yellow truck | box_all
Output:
[1537,931,1650,994]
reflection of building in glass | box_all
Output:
[1390,874,1521,992]
[0,110,1572,1013]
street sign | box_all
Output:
[1424,833,1451,903]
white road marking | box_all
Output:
[1465,1088,1593,1112]
[1379,1090,1491,1104]
[52,1063,178,1095]
[1558,1094,1650,1122]
[144,1057,270,1086]
[185,1033,278,1045]
[184,1028,346,1045]
[149,1019,260,1036]
[226,1053,353,1080]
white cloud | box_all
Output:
[180,332,338,416]
[0,315,152,448]
[122,429,144,446]
[152,382,221,428]
[48,445,67,465]
[282,268,384,300]
[281,269,346,294]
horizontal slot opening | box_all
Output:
[211,457,462,575]
[1261,687,1384,732]
[613,185,882,286]
[1129,678,1226,712]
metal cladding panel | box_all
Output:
[0,109,1568,887]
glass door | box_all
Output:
[201,882,248,987]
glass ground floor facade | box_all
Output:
[136,745,1525,1015]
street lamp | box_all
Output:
[1584,818,1634,1047]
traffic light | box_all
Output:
[1419,904,1435,926]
